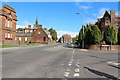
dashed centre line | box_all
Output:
[74,73,79,77]
[64,72,70,77]
[75,68,80,73]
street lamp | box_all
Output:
[76,13,84,49]
[110,35,113,50]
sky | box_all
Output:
[1,2,119,38]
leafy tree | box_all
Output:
[17,28,23,31]
[44,28,47,30]
[91,25,102,44]
[118,27,120,45]
[104,25,116,45]
[72,35,79,43]
[48,28,57,41]
[84,25,93,44]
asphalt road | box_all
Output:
[2,43,119,79]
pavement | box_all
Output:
[1,43,119,79]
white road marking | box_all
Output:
[74,73,79,77]
[107,61,120,66]
[68,63,72,66]
[64,72,70,77]
[73,49,74,53]
[75,68,80,73]
[69,61,72,64]
[76,64,80,68]
[113,63,119,66]
[66,69,71,72]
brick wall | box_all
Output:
[85,45,120,50]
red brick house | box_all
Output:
[59,34,72,43]
[0,5,17,44]
[16,19,53,44]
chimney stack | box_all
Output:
[110,10,116,27]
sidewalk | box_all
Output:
[1,44,46,51]
[1,43,59,51]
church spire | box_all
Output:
[35,16,38,25]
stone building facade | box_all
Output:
[59,34,72,43]
[16,19,53,44]
[0,5,17,44]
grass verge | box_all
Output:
[17,43,40,46]
[0,45,17,48]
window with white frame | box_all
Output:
[116,22,119,28]
[8,33,11,38]
[105,22,109,25]
[105,16,109,20]
[19,37,21,41]
[5,33,12,38]
[30,30,33,33]
[25,37,27,41]
[7,20,11,28]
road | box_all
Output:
[2,43,119,79]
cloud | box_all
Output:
[23,20,32,25]
[98,8,110,18]
[57,31,78,39]
[16,25,34,29]
[75,2,92,10]
[86,18,97,24]
[16,25,27,29]
[80,6,92,9]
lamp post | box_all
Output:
[76,13,84,49]
[110,35,113,51]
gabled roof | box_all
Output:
[43,29,52,38]
[103,11,110,18]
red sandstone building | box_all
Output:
[95,10,120,34]
[0,5,17,44]
[59,34,72,43]
[16,19,53,44]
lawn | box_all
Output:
[18,43,40,46]
[0,45,17,48]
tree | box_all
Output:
[72,35,79,43]
[17,28,23,31]
[43,28,47,30]
[118,27,120,45]
[48,28,57,41]
[91,25,102,44]
[84,25,93,44]
[104,25,117,45]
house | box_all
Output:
[59,34,72,43]
[16,18,53,44]
[95,10,120,35]
[0,5,17,44]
